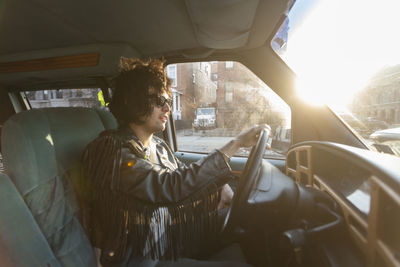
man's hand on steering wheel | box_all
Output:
[218,184,234,210]
[217,124,271,211]
[235,124,271,148]
[218,124,270,160]
[219,124,271,234]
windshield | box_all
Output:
[272,0,400,157]
[197,108,215,116]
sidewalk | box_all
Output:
[177,127,241,137]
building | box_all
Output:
[26,89,101,108]
[167,62,217,129]
[214,61,278,129]
[351,65,400,125]
[168,61,287,130]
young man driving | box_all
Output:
[82,58,266,266]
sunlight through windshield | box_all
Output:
[272,0,400,157]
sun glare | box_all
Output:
[286,0,400,109]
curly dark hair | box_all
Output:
[109,57,172,126]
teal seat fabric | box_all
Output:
[0,173,61,267]
[1,107,118,267]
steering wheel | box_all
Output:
[221,127,270,234]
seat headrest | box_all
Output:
[1,107,117,194]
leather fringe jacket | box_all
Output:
[81,126,233,262]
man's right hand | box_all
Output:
[218,124,270,159]
[234,124,270,148]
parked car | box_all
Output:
[0,1,399,267]
[370,127,400,142]
[364,118,390,132]
[193,107,216,130]
[369,127,400,156]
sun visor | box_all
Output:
[185,0,259,49]
[0,44,140,89]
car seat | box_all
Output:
[0,172,61,266]
[0,107,118,266]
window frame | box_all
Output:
[167,61,292,160]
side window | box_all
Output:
[167,64,178,87]
[225,61,234,69]
[25,88,105,109]
[171,61,291,159]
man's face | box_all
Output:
[142,92,171,133]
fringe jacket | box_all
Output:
[81,126,233,262]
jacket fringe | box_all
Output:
[81,131,221,261]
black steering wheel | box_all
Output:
[221,127,270,234]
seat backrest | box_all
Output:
[0,173,61,267]
[1,107,117,267]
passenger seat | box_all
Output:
[1,107,117,267]
[0,172,61,266]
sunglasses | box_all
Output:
[152,95,173,107]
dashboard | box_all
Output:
[286,142,400,267]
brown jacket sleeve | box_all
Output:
[119,146,233,203]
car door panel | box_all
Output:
[175,151,286,173]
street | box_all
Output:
[176,129,284,158]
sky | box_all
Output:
[281,0,400,110]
